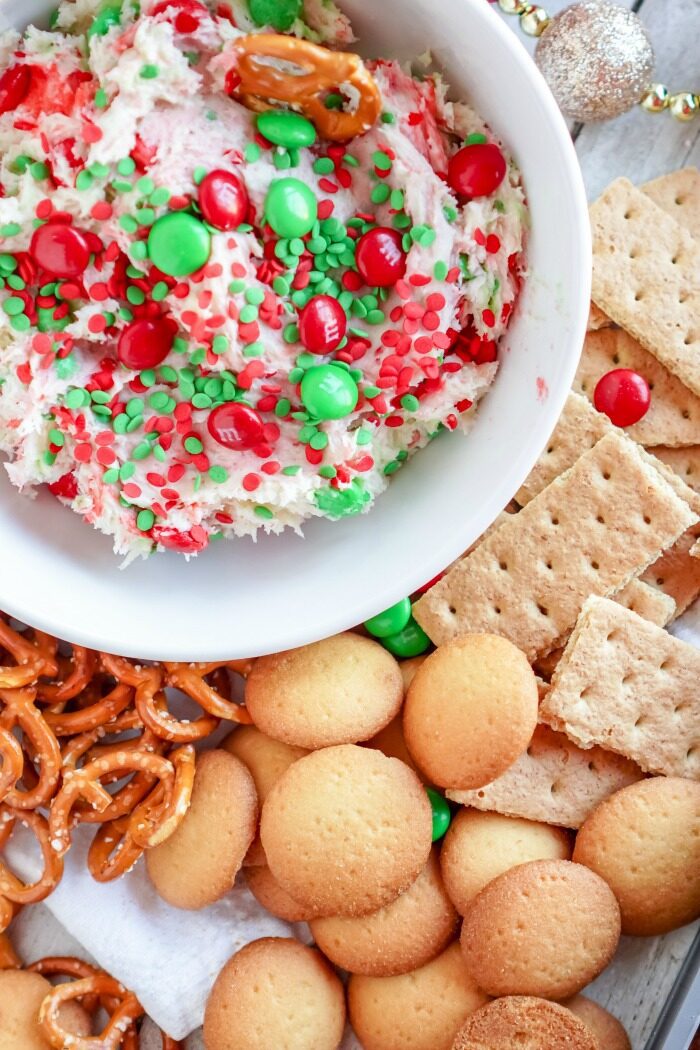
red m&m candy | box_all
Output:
[30,222,91,278]
[150,0,207,31]
[198,169,249,231]
[355,227,406,288]
[0,65,32,114]
[593,368,651,427]
[298,295,347,354]
[447,143,506,199]
[208,402,265,450]
[118,317,177,370]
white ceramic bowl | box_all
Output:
[0,0,589,659]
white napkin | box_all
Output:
[6,601,699,1043]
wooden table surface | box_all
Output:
[493,1,700,1046]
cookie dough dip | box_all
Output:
[0,0,528,559]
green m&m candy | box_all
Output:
[364,597,412,639]
[426,788,451,842]
[147,212,211,277]
[248,0,301,30]
[257,110,316,149]
[381,616,430,658]
[264,178,317,239]
[300,365,358,421]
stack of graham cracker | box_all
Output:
[413,169,700,828]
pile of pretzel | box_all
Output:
[0,614,253,1049]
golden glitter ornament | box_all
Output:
[669,92,699,122]
[534,0,654,122]
[640,83,670,113]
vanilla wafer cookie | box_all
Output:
[515,393,612,506]
[652,446,700,495]
[413,432,696,657]
[643,167,700,240]
[590,178,700,396]
[447,724,642,829]
[574,328,700,447]
[540,596,700,779]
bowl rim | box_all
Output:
[0,0,591,658]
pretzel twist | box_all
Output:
[28,956,103,1012]
[36,646,98,704]
[39,973,144,1050]
[0,930,20,968]
[0,727,23,803]
[44,683,134,736]
[128,744,195,849]
[87,814,144,883]
[0,807,64,915]
[231,33,381,142]
[49,750,176,856]
[135,667,220,742]
[164,660,253,724]
[0,688,62,809]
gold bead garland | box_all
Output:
[497,0,699,121]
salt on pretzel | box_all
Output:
[29,956,103,1013]
[0,689,62,809]
[87,814,144,883]
[164,660,253,723]
[39,972,144,1050]
[0,619,57,687]
[128,744,195,848]
[36,646,98,705]
[43,682,134,736]
[0,726,23,803]
[0,807,64,919]
[49,750,177,856]
[231,33,381,142]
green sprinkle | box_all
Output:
[310,431,328,450]
[390,189,405,210]
[126,286,145,305]
[229,279,247,294]
[366,309,385,325]
[401,394,419,412]
[184,436,203,454]
[150,187,171,207]
[65,387,90,409]
[380,111,395,124]
[6,274,24,291]
[273,149,292,171]
[89,161,110,177]
[159,365,178,383]
[48,428,64,447]
[204,378,223,398]
[384,460,400,476]
[126,397,144,417]
[11,155,31,174]
[0,255,17,272]
[244,143,261,163]
[212,335,229,354]
[102,468,119,484]
[126,415,144,432]
[192,393,212,409]
[288,367,304,383]
[433,260,449,281]
[239,304,258,324]
[283,323,300,344]
[372,150,392,171]
[0,224,21,237]
[254,506,274,520]
[94,88,108,108]
[55,355,77,380]
[493,199,505,213]
[244,287,265,306]
[282,465,301,476]
[126,265,145,279]
[153,444,167,463]
[149,391,170,411]
[120,461,136,481]
[370,183,390,205]
[343,154,359,168]
[112,180,133,194]
[136,508,155,531]
[152,281,169,301]
[42,450,57,466]
[275,398,291,417]
[393,212,411,230]
[117,157,136,176]
[464,132,488,145]
[209,465,228,483]
[132,441,152,460]
[113,413,129,434]
[443,205,458,222]
[119,215,138,234]
[193,166,208,186]
[273,276,290,296]
[189,347,206,365]
[356,427,372,445]
[363,385,381,398]
[134,207,155,226]
[318,465,337,478]
[313,157,335,175]
[3,297,25,316]
[76,170,94,191]
[140,64,159,79]
[92,404,112,418]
